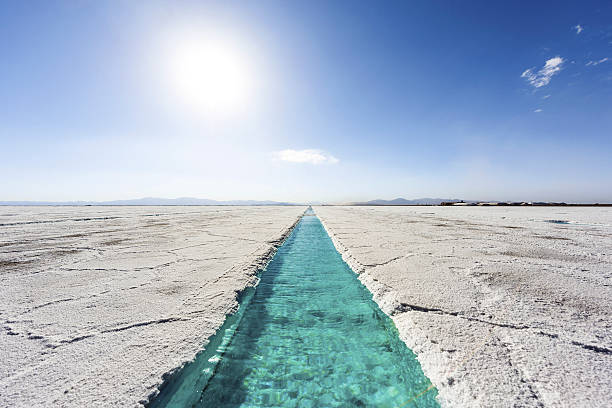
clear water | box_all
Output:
[149,212,439,408]
[544,219,571,224]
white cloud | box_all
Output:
[534,109,543,113]
[542,94,551,99]
[574,25,583,34]
[586,57,609,66]
[521,56,564,88]
[273,149,339,164]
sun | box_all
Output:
[166,31,253,117]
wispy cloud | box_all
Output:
[534,109,543,113]
[521,56,564,88]
[273,149,339,164]
[586,57,609,66]
[574,24,583,34]
[542,94,551,99]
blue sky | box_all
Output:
[1,0,611,203]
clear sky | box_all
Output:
[1,1,611,203]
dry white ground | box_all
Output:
[315,206,612,408]
[0,206,305,407]
[2,205,610,408]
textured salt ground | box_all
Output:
[0,206,305,407]
[315,206,612,408]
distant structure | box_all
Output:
[439,201,610,207]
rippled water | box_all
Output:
[149,212,439,408]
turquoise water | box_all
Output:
[149,212,439,408]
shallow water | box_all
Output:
[149,212,439,408]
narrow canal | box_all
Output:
[149,210,439,408]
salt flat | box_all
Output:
[0,206,305,407]
[315,206,612,408]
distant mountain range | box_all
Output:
[4,197,604,206]
[351,198,469,206]
[0,197,473,206]
[0,197,296,206]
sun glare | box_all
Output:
[166,30,253,117]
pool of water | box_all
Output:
[149,211,439,408]
[544,219,571,224]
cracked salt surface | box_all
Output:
[0,206,305,407]
[2,205,611,407]
[316,206,612,407]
